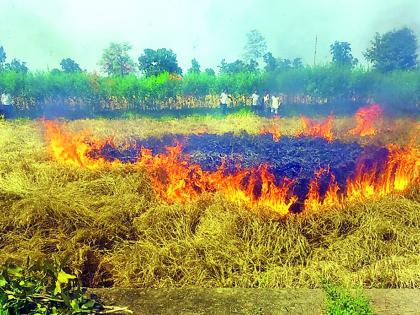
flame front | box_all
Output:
[300,115,334,142]
[260,121,281,141]
[349,104,383,137]
[304,168,341,212]
[137,147,296,216]
[346,144,419,201]
[43,121,419,216]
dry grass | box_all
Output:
[0,116,419,289]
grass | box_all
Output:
[323,281,373,315]
[0,114,419,289]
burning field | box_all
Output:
[44,104,418,216]
[0,106,419,289]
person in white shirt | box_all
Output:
[251,91,259,113]
[220,89,231,115]
[271,94,280,116]
[0,93,12,118]
[1,93,12,106]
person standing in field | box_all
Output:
[263,91,270,116]
[220,89,231,115]
[251,90,259,113]
[0,93,12,118]
[271,94,280,116]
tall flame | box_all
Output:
[43,120,112,168]
[304,167,341,212]
[349,104,383,137]
[346,145,419,201]
[137,147,296,216]
[300,115,334,142]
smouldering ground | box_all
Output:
[0,114,419,289]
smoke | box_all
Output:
[0,0,419,71]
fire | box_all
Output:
[43,120,113,169]
[137,147,296,216]
[346,145,419,201]
[211,165,297,215]
[136,144,207,202]
[349,104,383,137]
[304,168,341,212]
[42,121,419,217]
[260,124,281,141]
[300,115,334,141]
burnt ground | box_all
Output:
[89,288,420,315]
[92,133,389,207]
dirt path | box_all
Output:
[89,288,420,314]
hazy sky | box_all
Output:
[0,0,419,73]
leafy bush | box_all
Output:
[0,260,131,314]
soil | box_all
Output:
[88,288,420,315]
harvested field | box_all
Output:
[0,113,419,290]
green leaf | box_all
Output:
[81,299,95,309]
[70,298,80,311]
[57,271,76,285]
[0,275,6,287]
[6,266,22,278]
[53,281,61,295]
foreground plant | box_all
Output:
[0,259,132,314]
[323,280,373,315]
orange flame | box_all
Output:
[43,120,114,168]
[349,104,383,137]
[300,115,334,142]
[346,145,419,201]
[260,124,281,141]
[137,147,296,216]
[304,168,341,212]
[43,121,419,216]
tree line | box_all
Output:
[0,27,418,115]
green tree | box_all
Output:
[292,57,304,69]
[0,46,6,69]
[138,48,182,77]
[278,58,292,71]
[244,29,267,63]
[204,68,215,76]
[60,58,82,73]
[218,59,258,74]
[330,41,358,67]
[99,42,136,76]
[5,59,28,73]
[264,53,303,72]
[187,58,200,73]
[364,27,418,72]
[263,52,278,72]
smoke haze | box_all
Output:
[0,0,418,72]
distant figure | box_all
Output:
[271,94,280,116]
[257,92,264,115]
[0,93,12,118]
[251,90,259,113]
[220,90,231,115]
[263,91,270,116]
[1,93,12,106]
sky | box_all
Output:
[0,0,419,73]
